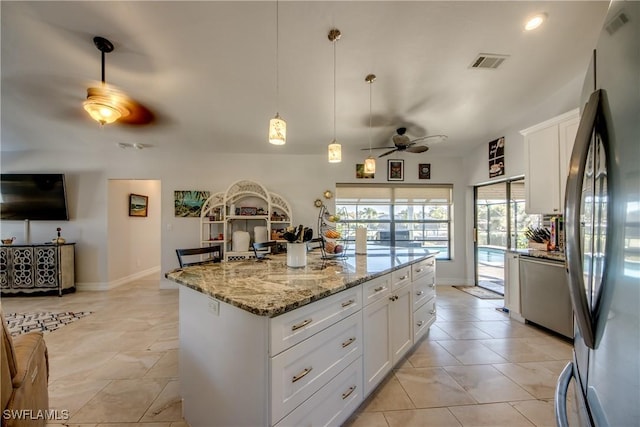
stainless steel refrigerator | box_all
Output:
[555,1,639,426]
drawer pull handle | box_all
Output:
[416,290,424,296]
[342,385,356,400]
[399,275,408,280]
[417,320,424,327]
[291,318,313,331]
[374,286,384,293]
[389,295,399,302]
[292,367,313,383]
[429,283,435,288]
[341,299,355,308]
[430,309,437,315]
[416,268,424,273]
[341,337,356,348]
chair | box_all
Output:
[252,241,278,260]
[175,245,221,268]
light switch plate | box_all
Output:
[208,298,220,316]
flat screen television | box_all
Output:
[0,174,69,221]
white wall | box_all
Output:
[106,179,161,289]
[1,146,473,289]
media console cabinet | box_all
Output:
[0,243,75,296]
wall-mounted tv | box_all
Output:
[0,174,69,221]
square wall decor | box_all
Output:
[387,159,404,181]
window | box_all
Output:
[335,184,452,259]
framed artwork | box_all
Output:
[387,159,404,181]
[356,163,375,179]
[489,136,505,178]
[129,194,148,217]
[174,191,211,217]
[418,163,431,179]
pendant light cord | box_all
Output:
[275,0,280,113]
[101,49,106,84]
[333,37,336,141]
[368,79,372,155]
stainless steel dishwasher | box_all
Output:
[519,255,573,338]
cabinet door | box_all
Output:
[34,246,58,288]
[11,247,34,288]
[504,252,521,315]
[558,116,580,208]
[0,248,8,289]
[524,124,561,214]
[390,284,412,365]
[362,296,391,397]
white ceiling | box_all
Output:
[1,1,609,157]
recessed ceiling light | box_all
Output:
[525,13,547,31]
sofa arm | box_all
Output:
[3,332,49,427]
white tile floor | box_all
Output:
[1,276,575,427]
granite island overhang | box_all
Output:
[165,246,437,317]
[165,247,438,427]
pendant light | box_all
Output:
[364,74,376,174]
[268,1,286,145]
[327,28,342,163]
[83,36,130,125]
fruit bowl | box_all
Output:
[323,229,341,239]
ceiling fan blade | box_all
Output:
[409,134,448,144]
[378,148,399,158]
[392,134,412,147]
[406,145,429,154]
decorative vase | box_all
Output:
[287,242,307,268]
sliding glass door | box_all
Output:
[474,178,542,294]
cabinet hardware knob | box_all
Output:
[400,275,408,280]
[416,290,424,296]
[430,309,437,315]
[374,286,384,293]
[341,337,356,348]
[416,268,423,273]
[429,283,435,288]
[292,367,313,383]
[417,320,424,327]
[342,385,356,400]
[341,299,355,308]
[291,318,313,331]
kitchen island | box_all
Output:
[166,247,437,427]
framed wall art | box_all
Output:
[387,159,404,181]
[489,136,505,178]
[174,190,210,217]
[356,163,375,179]
[418,163,431,179]
[129,194,148,217]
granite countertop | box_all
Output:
[165,247,436,317]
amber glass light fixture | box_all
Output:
[363,74,376,174]
[83,36,130,125]
[268,1,286,145]
[327,28,342,163]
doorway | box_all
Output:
[474,178,542,294]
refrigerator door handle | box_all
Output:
[564,89,601,349]
[555,362,574,427]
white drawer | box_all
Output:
[362,274,391,307]
[271,312,362,425]
[391,266,411,291]
[270,286,361,356]
[411,272,436,310]
[274,357,363,427]
[413,296,436,343]
[411,257,436,282]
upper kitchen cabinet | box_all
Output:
[520,109,579,214]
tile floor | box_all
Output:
[1,276,574,427]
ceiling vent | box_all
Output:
[605,11,629,35]
[470,53,509,69]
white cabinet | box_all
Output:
[521,109,579,214]
[504,251,525,323]
[410,257,437,343]
[362,270,414,397]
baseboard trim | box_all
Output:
[77,266,161,291]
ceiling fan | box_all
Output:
[363,127,448,158]
[83,36,155,126]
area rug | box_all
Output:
[453,286,503,299]
[4,311,92,337]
